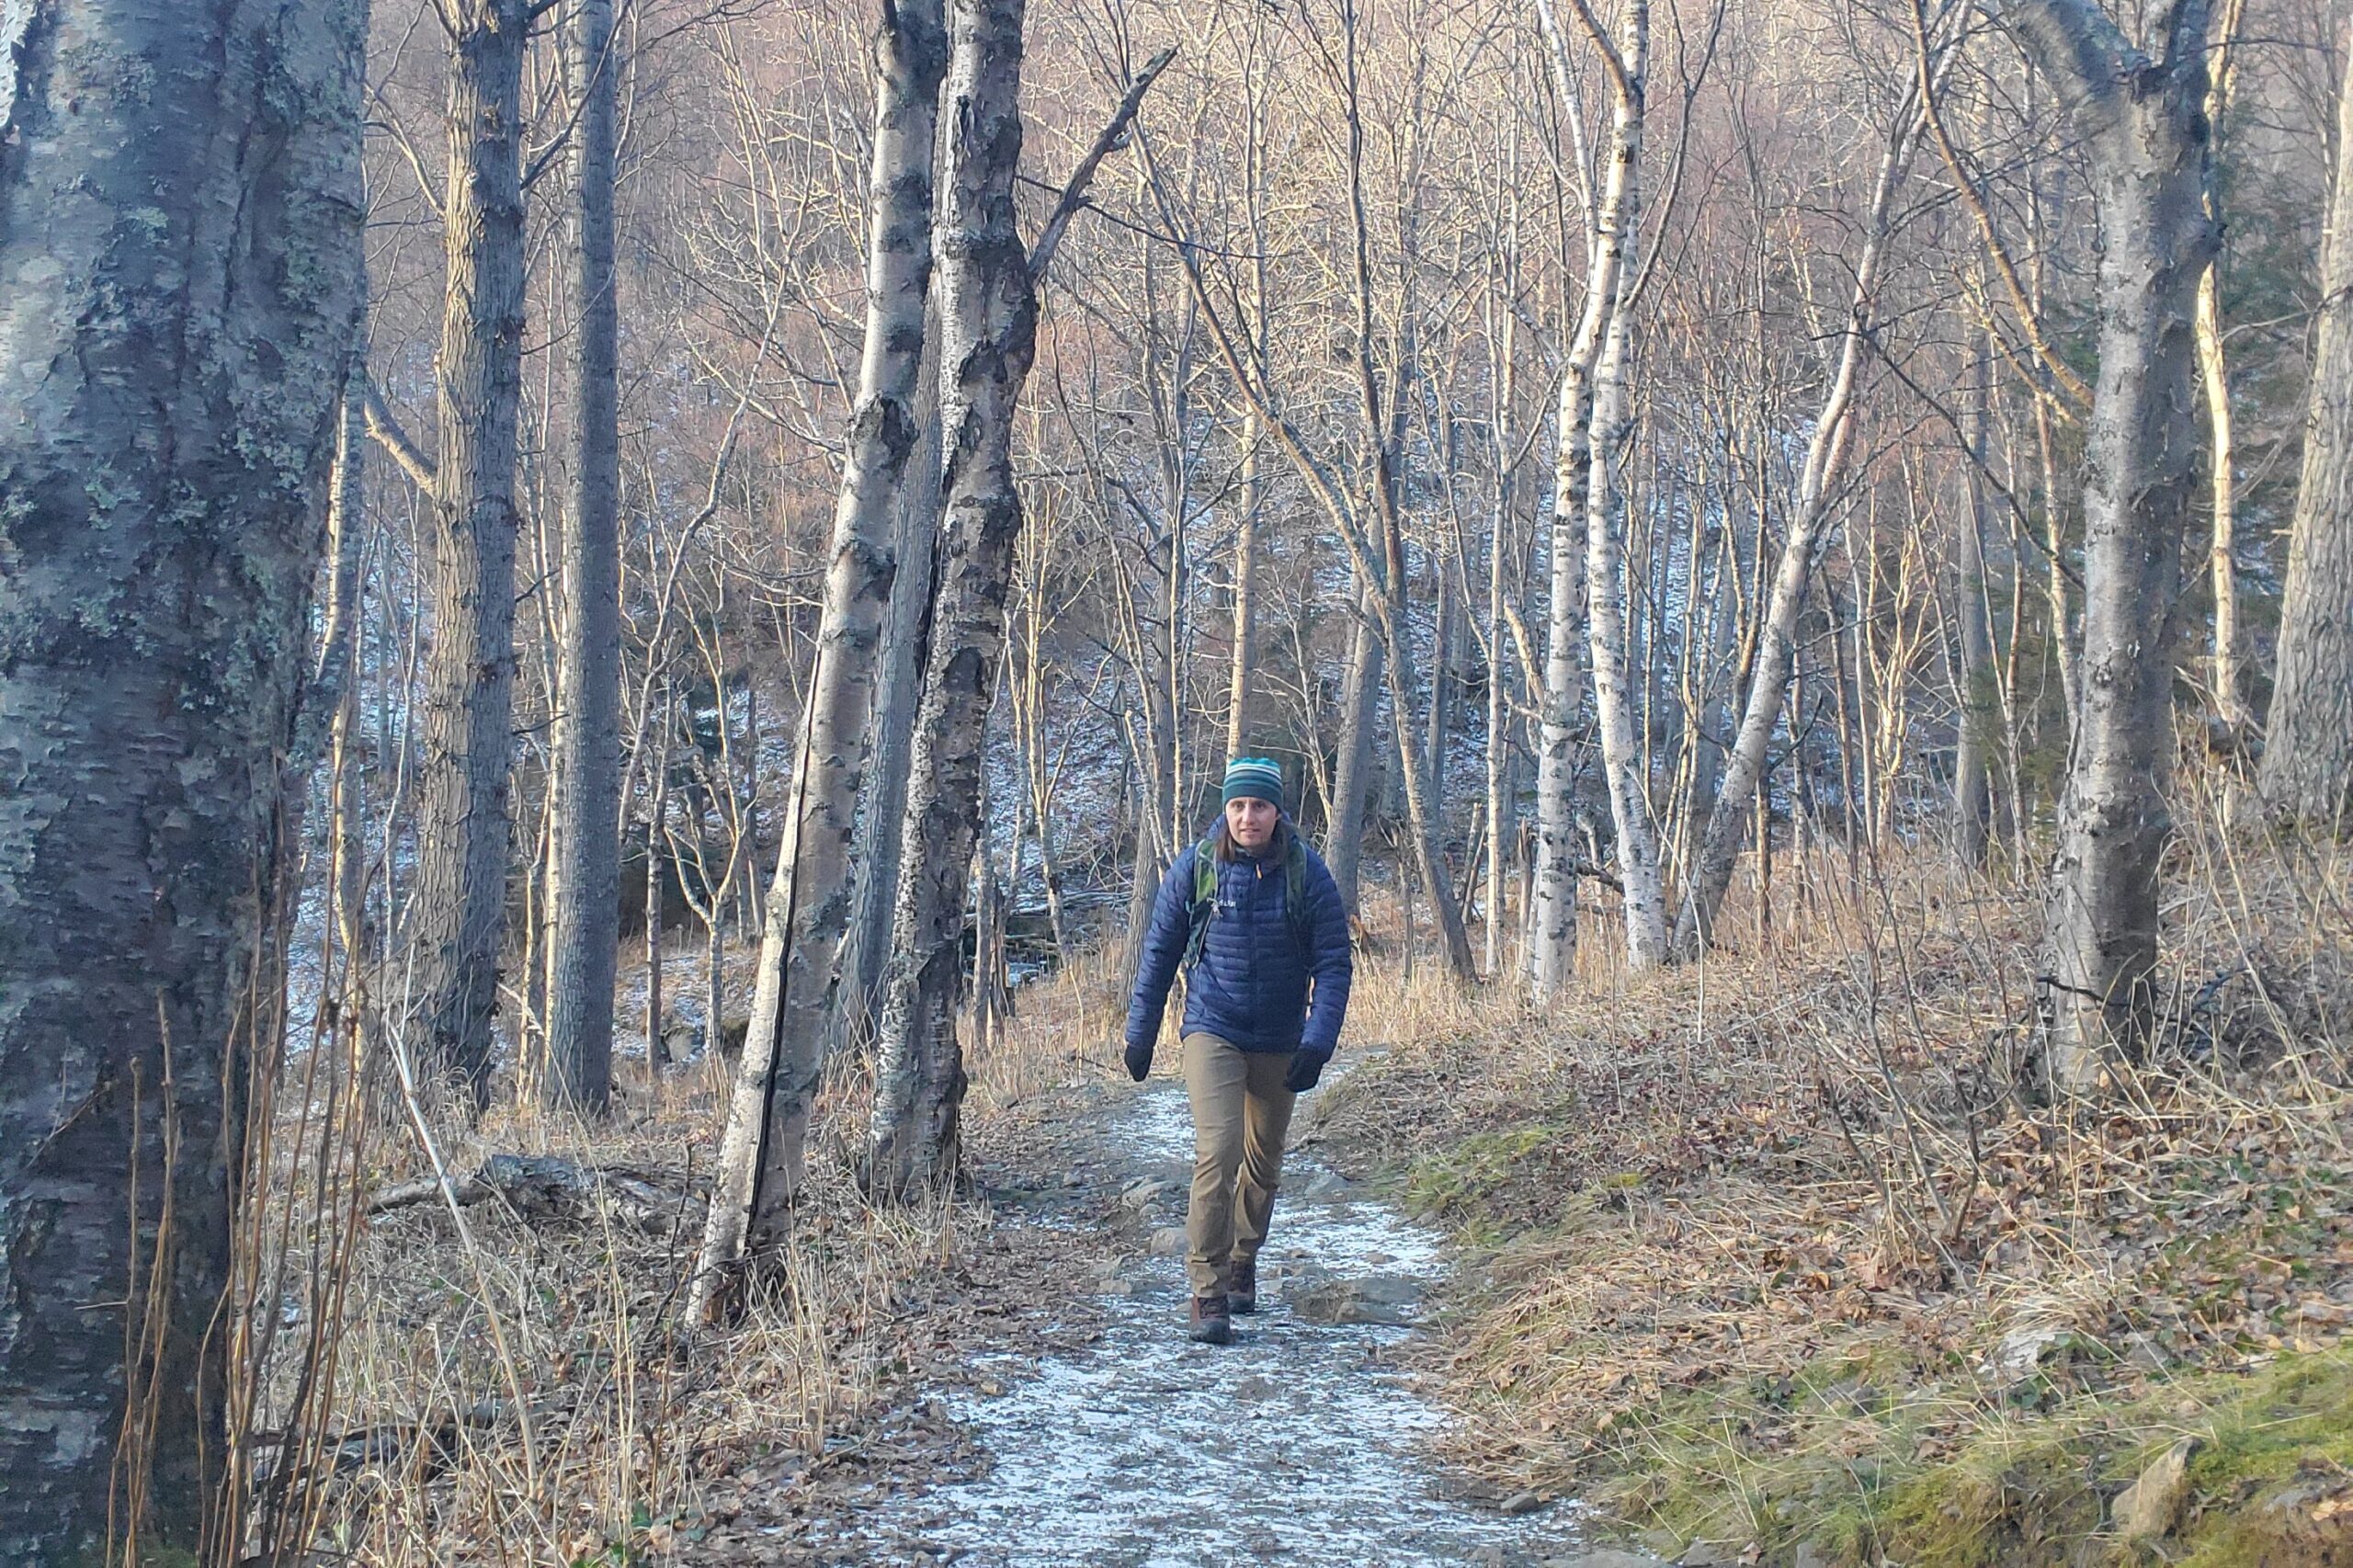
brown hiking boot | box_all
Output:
[1228,1256,1258,1315]
[1188,1293,1234,1345]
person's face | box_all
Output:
[1225,794,1278,850]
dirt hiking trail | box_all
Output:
[752,1065,1665,1568]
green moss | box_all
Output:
[1401,1125,1558,1218]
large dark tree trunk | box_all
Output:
[407,0,529,1107]
[2006,0,2216,1086]
[2259,32,2353,829]
[545,0,624,1115]
[0,3,365,1559]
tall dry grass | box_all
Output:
[1311,763,2352,1507]
[230,937,1028,1568]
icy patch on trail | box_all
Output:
[875,1086,1597,1567]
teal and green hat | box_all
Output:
[1222,756,1285,809]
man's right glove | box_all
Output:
[1284,1048,1332,1094]
[1123,1038,1154,1083]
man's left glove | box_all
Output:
[1284,1048,1332,1094]
[1123,1039,1154,1083]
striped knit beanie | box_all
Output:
[1221,756,1285,809]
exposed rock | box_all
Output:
[1793,1543,1833,1568]
[1302,1169,1353,1200]
[1149,1226,1188,1257]
[1290,1273,1422,1325]
[1120,1178,1178,1212]
[2115,1437,2198,1541]
[1980,1321,2070,1385]
[1500,1490,1547,1516]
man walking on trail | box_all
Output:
[1122,756,1354,1345]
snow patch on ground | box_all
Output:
[876,1086,1590,1567]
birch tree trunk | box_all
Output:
[0,3,363,1557]
[841,304,945,1041]
[862,6,1167,1194]
[865,0,1036,1199]
[1526,0,1622,999]
[2008,0,2216,1086]
[1574,0,1671,973]
[545,0,624,1115]
[691,0,949,1318]
[2258,31,2353,830]
[1672,80,1926,956]
[1529,336,1596,998]
[407,0,529,1107]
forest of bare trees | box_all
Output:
[3,0,2351,1560]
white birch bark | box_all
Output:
[2007,0,2216,1085]
[690,0,950,1316]
[1570,0,1670,972]
[2258,28,2353,828]
[864,11,1168,1193]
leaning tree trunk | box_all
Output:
[545,0,625,1115]
[691,0,949,1319]
[0,3,364,1559]
[1672,75,1926,956]
[865,0,1037,1199]
[2009,0,2216,1086]
[862,8,1168,1196]
[2258,29,2353,829]
[408,0,529,1107]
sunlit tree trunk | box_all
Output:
[864,2,1167,1193]
[2007,0,2216,1087]
[866,0,1036,1197]
[1572,0,1670,972]
[2259,30,2353,830]
[693,0,949,1318]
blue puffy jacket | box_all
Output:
[1122,823,1354,1056]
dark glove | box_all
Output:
[1123,1039,1154,1083]
[1284,1048,1332,1094]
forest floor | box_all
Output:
[676,1053,1644,1567]
[318,821,2351,1568]
[1305,835,2353,1568]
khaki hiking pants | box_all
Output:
[1180,1032,1297,1298]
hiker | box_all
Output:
[1121,756,1354,1345]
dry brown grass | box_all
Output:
[1313,777,2353,1554]
[237,927,1111,1568]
